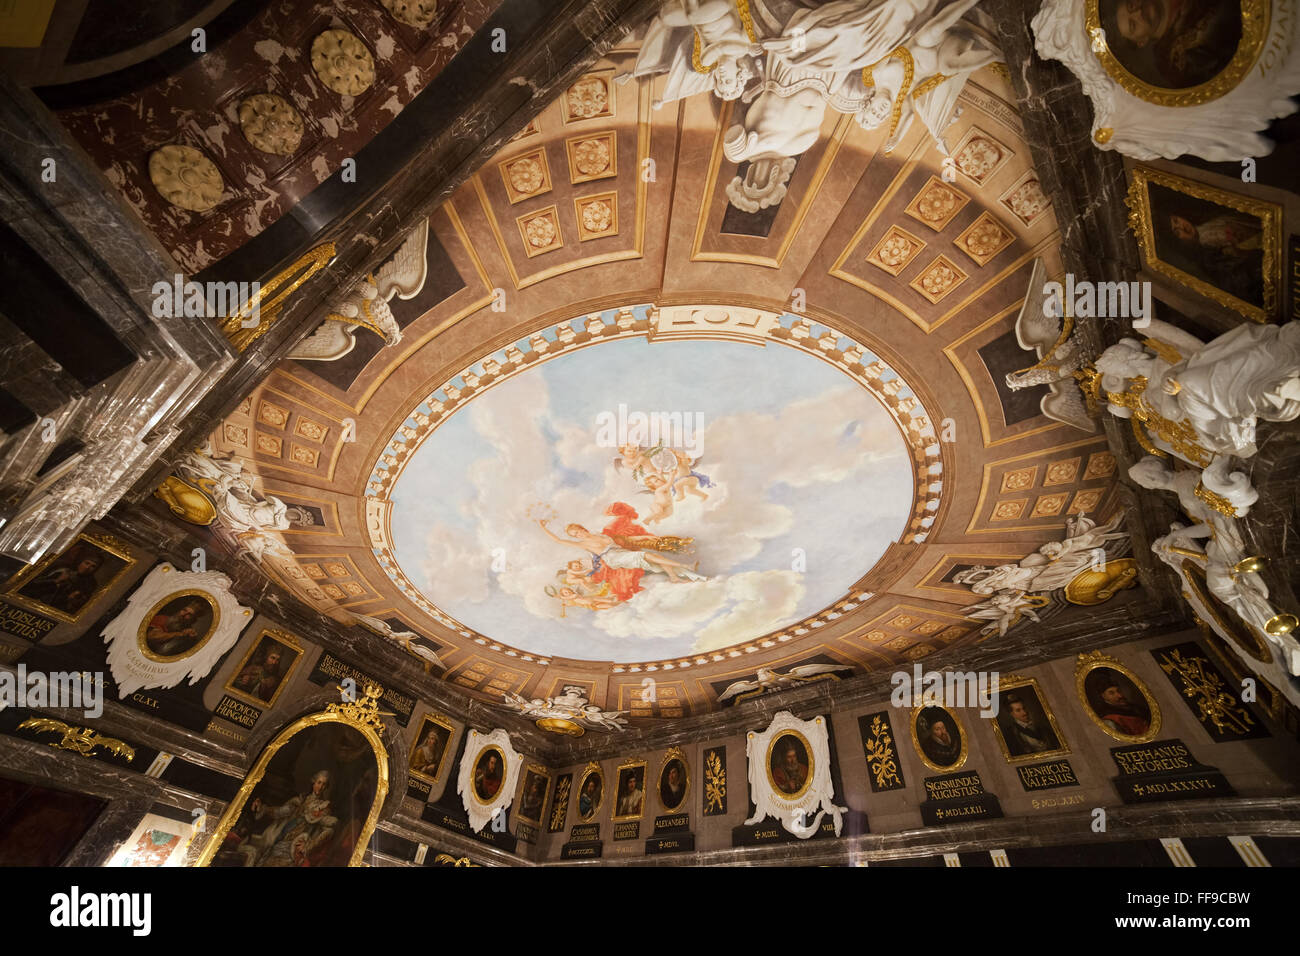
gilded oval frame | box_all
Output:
[1086,0,1269,107]
[136,588,221,663]
[657,746,691,813]
[576,761,605,821]
[765,729,815,802]
[910,704,969,773]
[1075,652,1163,744]
[469,743,507,805]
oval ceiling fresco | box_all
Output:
[379,308,924,663]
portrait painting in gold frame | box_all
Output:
[469,744,507,804]
[576,762,603,821]
[611,759,647,821]
[1075,651,1163,743]
[1126,164,1281,322]
[198,687,390,867]
[136,589,220,663]
[224,627,304,709]
[911,704,968,772]
[766,729,814,800]
[516,764,551,825]
[407,712,455,784]
[657,746,690,813]
[989,675,1070,763]
[1087,0,1267,107]
[3,531,135,624]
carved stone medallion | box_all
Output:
[311,29,375,97]
[381,0,438,28]
[148,144,224,212]
[238,93,305,156]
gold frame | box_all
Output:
[197,689,390,867]
[1086,0,1269,107]
[406,711,456,784]
[989,675,1070,764]
[611,758,647,821]
[515,763,552,826]
[135,589,221,663]
[657,746,690,813]
[765,729,815,801]
[1125,164,1281,322]
[910,704,969,772]
[3,531,135,624]
[576,761,604,822]
[223,626,304,709]
[468,743,507,805]
[1182,559,1273,663]
[564,131,617,185]
[1074,651,1162,744]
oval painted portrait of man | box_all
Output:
[471,746,506,803]
[577,767,603,821]
[766,731,813,800]
[1080,664,1160,742]
[137,591,219,662]
[1093,0,1249,93]
[912,705,967,771]
[658,755,689,812]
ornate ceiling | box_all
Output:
[155,33,1144,721]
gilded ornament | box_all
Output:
[238,93,305,156]
[523,214,557,249]
[311,29,375,97]
[566,76,610,119]
[1155,647,1256,736]
[1084,0,1269,108]
[580,198,613,233]
[704,749,726,814]
[877,234,915,267]
[506,156,545,195]
[862,714,902,790]
[219,242,336,351]
[573,138,611,176]
[18,718,135,762]
[148,144,224,212]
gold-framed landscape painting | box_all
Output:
[1126,164,1282,322]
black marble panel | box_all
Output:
[977,329,1048,427]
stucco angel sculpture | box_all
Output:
[1095,318,1300,514]
[290,218,429,362]
[502,685,629,732]
[175,444,293,562]
[633,0,1000,211]
[956,513,1128,636]
[1133,455,1298,676]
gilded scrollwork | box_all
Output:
[1155,646,1256,737]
